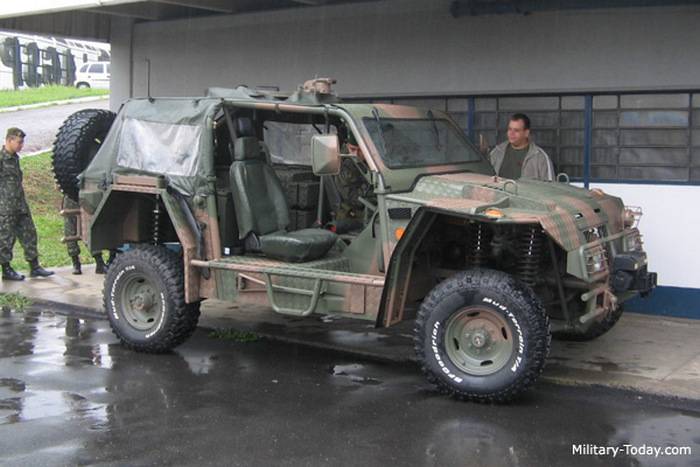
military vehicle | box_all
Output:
[52,78,656,402]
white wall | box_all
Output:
[588,183,700,289]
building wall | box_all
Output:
[110,0,700,104]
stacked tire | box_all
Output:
[52,108,116,200]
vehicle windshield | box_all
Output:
[362,116,483,169]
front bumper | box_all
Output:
[567,227,657,323]
[567,227,656,285]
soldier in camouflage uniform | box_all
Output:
[63,195,108,275]
[0,128,53,280]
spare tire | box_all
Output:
[52,109,116,200]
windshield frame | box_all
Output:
[362,114,486,170]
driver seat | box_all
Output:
[229,119,337,263]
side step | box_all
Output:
[190,257,385,316]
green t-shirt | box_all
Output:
[499,144,528,179]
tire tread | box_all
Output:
[104,245,200,353]
[414,268,551,403]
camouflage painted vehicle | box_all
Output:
[56,79,656,402]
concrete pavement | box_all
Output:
[2,265,699,401]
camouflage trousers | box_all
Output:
[63,196,80,258]
[0,212,38,264]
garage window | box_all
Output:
[364,91,699,185]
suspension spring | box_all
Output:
[152,194,161,245]
[465,223,489,267]
[517,226,545,287]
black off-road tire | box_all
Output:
[63,108,113,124]
[52,109,115,200]
[104,245,200,353]
[553,305,624,342]
[414,268,551,403]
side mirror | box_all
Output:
[311,134,340,176]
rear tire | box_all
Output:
[76,82,90,89]
[414,268,550,403]
[52,109,115,200]
[104,245,200,353]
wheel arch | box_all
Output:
[377,206,548,327]
[88,188,202,302]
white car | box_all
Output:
[75,61,110,89]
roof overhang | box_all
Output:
[1,0,699,42]
[0,0,374,41]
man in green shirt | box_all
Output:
[489,113,554,181]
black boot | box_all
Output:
[2,263,24,281]
[29,259,54,278]
[71,255,82,275]
[94,254,106,275]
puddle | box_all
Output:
[331,363,383,385]
[0,377,26,393]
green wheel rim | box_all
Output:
[445,306,515,376]
[119,273,163,331]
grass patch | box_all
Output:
[10,151,96,272]
[0,292,32,311]
[0,85,108,108]
[208,328,260,343]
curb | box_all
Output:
[0,95,110,114]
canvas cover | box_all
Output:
[81,86,334,197]
[81,97,223,197]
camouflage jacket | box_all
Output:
[0,146,29,215]
[489,141,555,181]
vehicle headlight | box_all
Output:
[585,245,607,275]
[623,206,642,228]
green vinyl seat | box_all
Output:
[229,127,337,263]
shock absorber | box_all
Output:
[517,226,544,287]
[465,223,489,267]
[152,194,161,245]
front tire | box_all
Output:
[104,245,200,353]
[414,269,550,403]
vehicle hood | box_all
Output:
[385,172,625,251]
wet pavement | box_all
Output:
[1,306,699,466]
[0,98,110,154]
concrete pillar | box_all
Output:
[109,16,134,110]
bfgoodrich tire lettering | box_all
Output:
[414,268,551,403]
[104,245,200,353]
